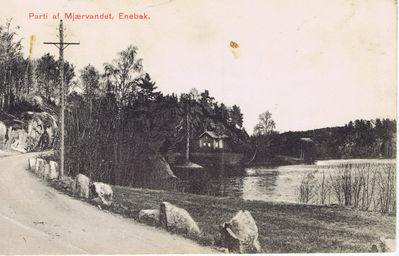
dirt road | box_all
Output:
[0,152,216,254]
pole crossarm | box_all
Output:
[43,42,80,50]
[43,42,80,45]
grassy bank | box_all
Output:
[47,175,395,253]
[109,186,394,253]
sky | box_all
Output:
[0,0,396,133]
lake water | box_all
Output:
[209,159,396,203]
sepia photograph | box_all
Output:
[0,0,396,254]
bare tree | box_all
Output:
[103,45,143,107]
[253,111,276,136]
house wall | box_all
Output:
[198,134,231,152]
[199,136,214,149]
[212,139,224,149]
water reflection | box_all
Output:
[178,159,396,203]
[242,170,278,201]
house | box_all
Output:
[198,130,229,151]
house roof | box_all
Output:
[199,130,229,139]
[300,137,314,143]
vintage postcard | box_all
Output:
[0,0,396,254]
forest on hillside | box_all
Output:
[0,20,251,186]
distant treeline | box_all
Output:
[252,119,396,163]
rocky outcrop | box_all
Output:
[138,209,160,226]
[159,202,200,235]
[7,128,28,153]
[23,111,57,151]
[3,111,57,152]
[219,210,261,253]
[91,182,113,206]
[134,154,178,189]
[151,155,177,179]
[73,174,90,199]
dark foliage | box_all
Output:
[0,18,251,188]
[252,119,396,164]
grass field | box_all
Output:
[104,185,395,253]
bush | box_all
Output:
[297,162,396,214]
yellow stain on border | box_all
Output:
[29,35,36,60]
[229,41,240,59]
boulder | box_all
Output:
[43,164,50,179]
[59,176,75,192]
[28,158,36,171]
[0,121,7,137]
[219,210,261,253]
[138,209,160,226]
[35,158,46,176]
[159,202,200,235]
[73,174,90,198]
[91,182,113,206]
[48,161,59,180]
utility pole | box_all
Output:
[185,95,191,162]
[44,19,79,178]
